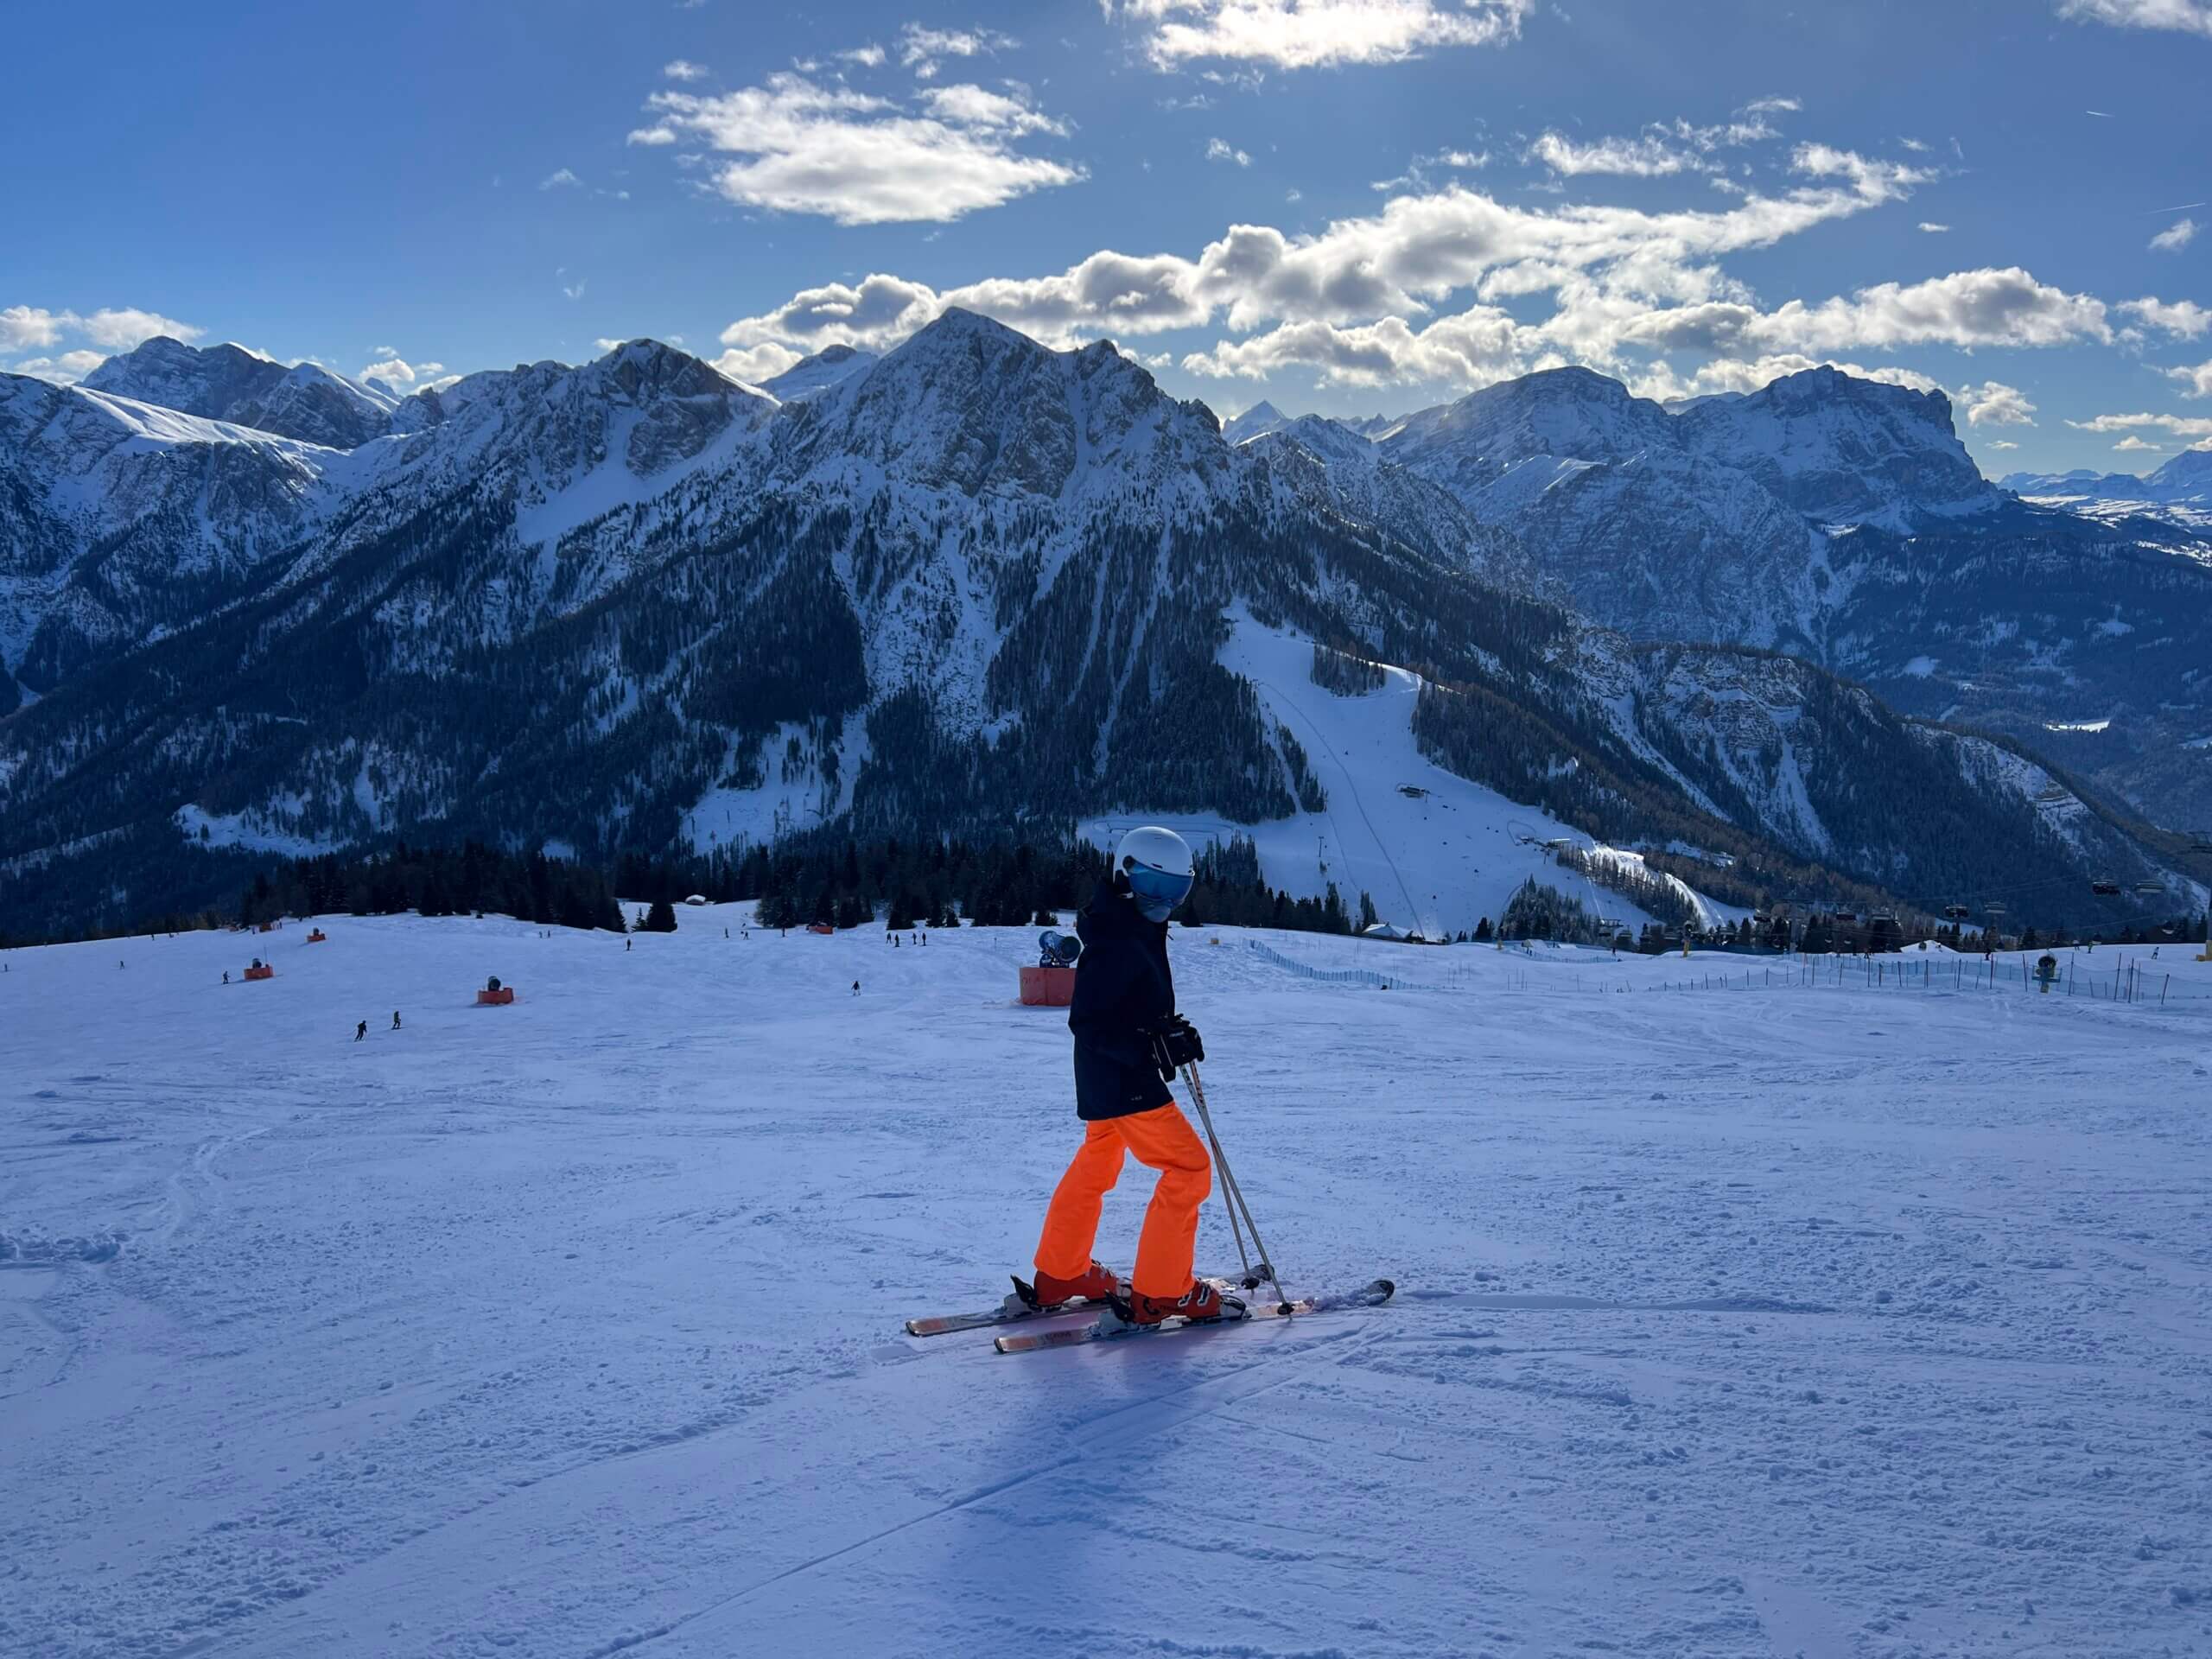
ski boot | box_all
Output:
[1012,1260,1122,1313]
[1103,1278,1248,1331]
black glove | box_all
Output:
[1150,1014,1205,1077]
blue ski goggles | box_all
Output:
[1125,861,1193,917]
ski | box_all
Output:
[905,1291,1107,1338]
[994,1277,1395,1354]
[904,1269,1252,1338]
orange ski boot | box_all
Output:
[1019,1260,1122,1311]
[1109,1278,1248,1330]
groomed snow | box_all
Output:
[1087,615,1732,938]
[4,914,2210,1656]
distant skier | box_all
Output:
[1026,827,1241,1330]
[356,1020,368,1041]
[223,970,230,985]
[852,979,861,996]
[391,1011,401,1030]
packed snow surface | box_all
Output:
[4,913,2211,1656]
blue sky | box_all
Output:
[3,0,2208,474]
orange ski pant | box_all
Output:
[1034,1104,1212,1300]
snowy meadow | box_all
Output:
[3,910,2209,1657]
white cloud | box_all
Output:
[360,354,421,388]
[840,43,887,67]
[80,308,202,350]
[1989,439,2019,449]
[716,147,1938,379]
[1111,0,1531,70]
[1179,264,2107,391]
[1739,268,2108,355]
[0,304,68,350]
[664,59,709,80]
[898,23,1014,79]
[1960,380,2037,426]
[2166,359,2212,397]
[1372,148,1491,193]
[2149,216,2198,252]
[563,279,587,301]
[2069,410,2212,441]
[920,84,1066,134]
[2058,0,2212,36]
[631,73,1082,224]
[1742,95,1800,115]
[2122,297,2212,338]
[1529,115,1780,179]
[1205,137,1252,166]
[2113,435,2164,451]
[714,340,804,384]
[1917,221,1950,232]
[1529,130,1703,177]
[540,168,582,189]
[7,349,105,385]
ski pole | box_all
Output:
[1183,1059,1294,1315]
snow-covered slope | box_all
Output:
[1220,399,1290,444]
[1087,613,1733,938]
[759,343,879,404]
[0,372,353,683]
[82,337,399,449]
[7,910,2212,1655]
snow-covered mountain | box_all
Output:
[81,338,399,450]
[759,344,879,404]
[1675,366,1994,527]
[0,373,353,688]
[1283,363,2212,833]
[1999,449,2212,541]
[2001,448,2212,505]
[1221,400,1291,444]
[0,312,2194,940]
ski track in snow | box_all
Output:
[3,912,2211,1656]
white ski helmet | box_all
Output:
[1115,825,1194,922]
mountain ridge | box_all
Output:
[2,313,2199,940]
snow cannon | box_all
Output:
[243,958,275,982]
[476,975,515,1007]
[1020,931,1080,1007]
[805,922,835,936]
[306,928,328,943]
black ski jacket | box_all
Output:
[1068,882,1177,1122]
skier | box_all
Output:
[223,970,230,985]
[355,1020,368,1041]
[852,979,861,996]
[391,1011,402,1030]
[1027,826,1242,1329]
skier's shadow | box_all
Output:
[938,1347,1185,1638]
